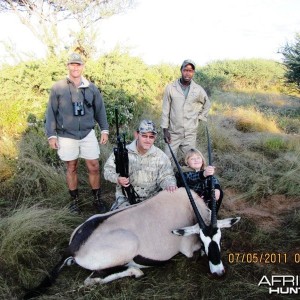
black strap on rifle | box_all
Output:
[113,107,139,205]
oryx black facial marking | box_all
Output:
[230,217,240,226]
[175,229,185,236]
[207,241,221,265]
[202,226,218,238]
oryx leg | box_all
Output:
[84,266,144,286]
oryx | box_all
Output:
[23,187,240,299]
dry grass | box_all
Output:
[0,135,19,182]
[0,134,19,158]
[226,106,281,133]
[0,157,15,182]
[0,206,81,294]
[0,90,299,299]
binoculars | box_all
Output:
[73,102,85,116]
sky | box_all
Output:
[0,0,300,66]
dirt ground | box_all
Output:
[223,188,300,230]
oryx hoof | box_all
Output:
[129,268,144,278]
[65,257,75,266]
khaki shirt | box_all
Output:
[104,140,176,200]
[161,79,211,134]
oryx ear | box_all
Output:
[172,223,200,236]
[217,217,241,228]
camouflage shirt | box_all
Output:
[104,140,176,200]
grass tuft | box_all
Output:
[229,107,281,133]
[0,206,81,288]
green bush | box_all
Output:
[86,50,162,127]
[1,53,289,139]
[0,58,65,137]
[199,59,286,92]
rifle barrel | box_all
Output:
[115,107,119,137]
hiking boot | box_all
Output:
[93,200,107,214]
[92,189,107,214]
[69,197,80,214]
[69,189,80,214]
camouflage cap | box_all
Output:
[138,120,157,134]
[181,59,196,70]
[67,53,84,65]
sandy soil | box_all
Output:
[222,188,300,230]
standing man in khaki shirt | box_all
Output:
[161,59,211,163]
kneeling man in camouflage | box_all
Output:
[104,120,177,210]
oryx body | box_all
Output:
[23,188,240,298]
[68,187,239,285]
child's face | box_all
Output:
[187,154,203,170]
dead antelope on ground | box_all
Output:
[23,188,240,299]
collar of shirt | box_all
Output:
[178,79,191,98]
[67,76,89,88]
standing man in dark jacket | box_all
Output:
[45,53,109,213]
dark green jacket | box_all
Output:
[175,166,223,201]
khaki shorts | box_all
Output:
[57,130,100,161]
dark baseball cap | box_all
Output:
[181,59,196,70]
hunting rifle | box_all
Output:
[113,108,139,205]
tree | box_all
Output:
[0,0,135,57]
[280,33,300,92]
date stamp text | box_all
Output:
[227,252,300,264]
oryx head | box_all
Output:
[167,130,241,276]
[172,204,240,276]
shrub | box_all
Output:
[85,50,163,128]
[263,136,287,152]
[200,59,286,92]
[228,107,281,133]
